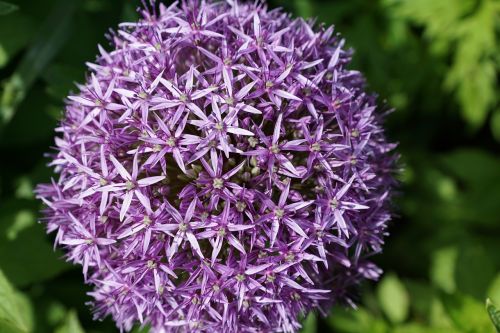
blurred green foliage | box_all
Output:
[0,0,499,332]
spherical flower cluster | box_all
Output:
[36,1,397,332]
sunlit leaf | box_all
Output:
[396,0,499,129]
[487,299,500,333]
[377,273,409,324]
[392,323,457,333]
[445,1,498,129]
[430,246,457,293]
[14,177,33,200]
[327,306,388,333]
[441,292,495,333]
[0,269,33,333]
[54,310,84,333]
[488,275,500,308]
[5,210,35,241]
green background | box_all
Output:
[0,0,499,332]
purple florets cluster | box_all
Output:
[36,0,397,332]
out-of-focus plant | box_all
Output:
[487,299,500,332]
[393,0,500,134]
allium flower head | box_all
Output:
[37,0,397,332]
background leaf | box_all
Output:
[0,0,79,126]
[377,273,409,324]
[487,299,500,333]
[0,269,33,333]
[0,1,18,15]
[441,293,496,333]
[54,310,85,333]
[300,313,317,333]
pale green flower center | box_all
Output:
[214,122,224,131]
[142,216,152,225]
[236,201,247,212]
[126,180,135,191]
[248,137,258,147]
[166,137,176,147]
[213,178,224,189]
[330,198,338,209]
[147,260,156,269]
[311,142,321,152]
[270,144,280,154]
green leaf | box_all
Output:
[404,280,455,329]
[54,310,84,333]
[42,63,82,100]
[429,297,456,329]
[300,313,317,333]
[377,273,409,324]
[0,199,71,287]
[491,109,500,143]
[121,1,140,22]
[0,1,18,16]
[14,177,34,200]
[441,292,495,333]
[46,302,66,326]
[130,324,151,333]
[438,149,500,227]
[0,12,36,69]
[396,0,499,129]
[429,242,496,301]
[444,0,498,129]
[487,299,500,333]
[488,276,500,309]
[327,306,389,333]
[5,210,35,241]
[294,0,314,18]
[0,269,33,333]
[392,323,458,333]
[430,246,457,293]
[455,245,496,300]
[0,0,79,126]
[440,149,500,186]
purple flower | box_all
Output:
[36,1,398,332]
